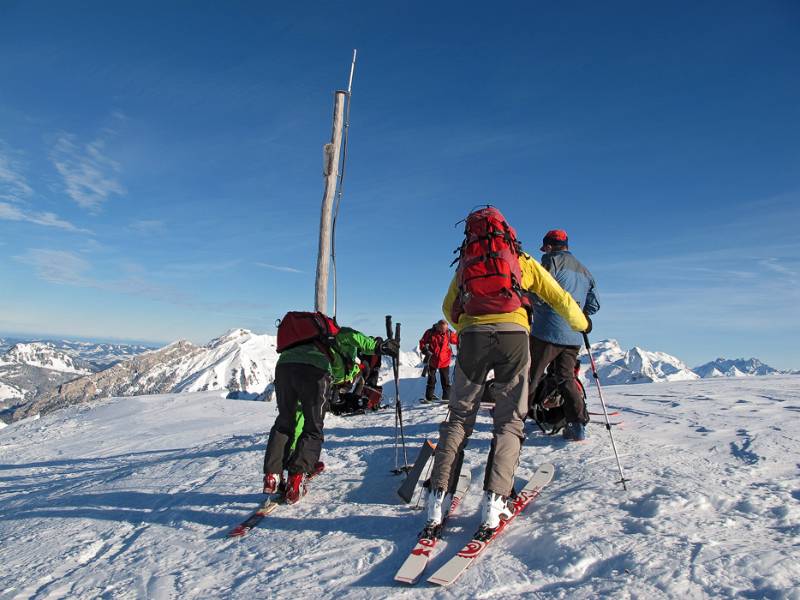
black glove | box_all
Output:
[379,338,400,358]
[583,315,593,334]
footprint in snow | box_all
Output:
[729,429,760,465]
[621,486,673,519]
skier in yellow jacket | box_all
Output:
[424,207,590,536]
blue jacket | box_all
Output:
[530,250,599,347]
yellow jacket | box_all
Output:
[442,253,589,334]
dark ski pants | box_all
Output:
[263,362,331,475]
[425,366,451,400]
[429,325,530,498]
[529,337,588,424]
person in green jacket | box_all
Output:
[263,325,399,503]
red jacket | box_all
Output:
[419,327,458,369]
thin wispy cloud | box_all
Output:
[16,249,92,285]
[0,140,91,233]
[16,249,190,305]
[759,257,798,282]
[156,259,242,278]
[51,133,125,211]
[254,262,303,273]
[0,144,33,202]
[0,202,90,233]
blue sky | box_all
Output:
[0,1,798,368]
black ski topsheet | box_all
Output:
[397,440,436,503]
[227,462,325,538]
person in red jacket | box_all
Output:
[419,319,458,402]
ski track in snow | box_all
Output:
[1,377,799,599]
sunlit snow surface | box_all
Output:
[1,375,798,599]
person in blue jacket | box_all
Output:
[529,229,600,441]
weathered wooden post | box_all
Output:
[315,50,357,317]
[314,90,346,314]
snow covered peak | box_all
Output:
[578,340,698,385]
[590,339,624,354]
[0,342,90,375]
[693,358,779,378]
[206,328,255,349]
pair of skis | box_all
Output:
[394,470,472,584]
[227,462,325,538]
[394,462,555,587]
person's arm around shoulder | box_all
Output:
[519,254,589,332]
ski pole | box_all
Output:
[583,332,629,491]
[387,315,410,473]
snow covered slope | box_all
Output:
[1,376,798,598]
[0,379,23,403]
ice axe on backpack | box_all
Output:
[386,315,411,474]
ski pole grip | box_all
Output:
[385,315,393,340]
[395,323,401,345]
[582,332,591,350]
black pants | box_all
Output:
[529,337,588,424]
[426,366,451,400]
[263,362,331,475]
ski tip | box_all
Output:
[227,528,248,538]
[539,462,556,477]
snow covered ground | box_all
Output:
[1,375,798,599]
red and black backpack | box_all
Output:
[276,311,340,361]
[450,206,530,323]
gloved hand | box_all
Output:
[379,338,400,358]
[583,315,593,334]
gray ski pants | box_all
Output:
[429,324,530,497]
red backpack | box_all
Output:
[276,311,340,358]
[450,206,530,323]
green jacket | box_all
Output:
[276,327,379,385]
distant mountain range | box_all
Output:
[0,338,153,417]
[11,329,279,421]
[1,330,795,423]
[692,358,780,378]
[0,337,153,370]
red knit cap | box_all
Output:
[540,229,568,251]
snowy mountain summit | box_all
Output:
[693,357,779,378]
[578,339,699,385]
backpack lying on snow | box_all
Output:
[528,364,587,435]
[329,386,383,416]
